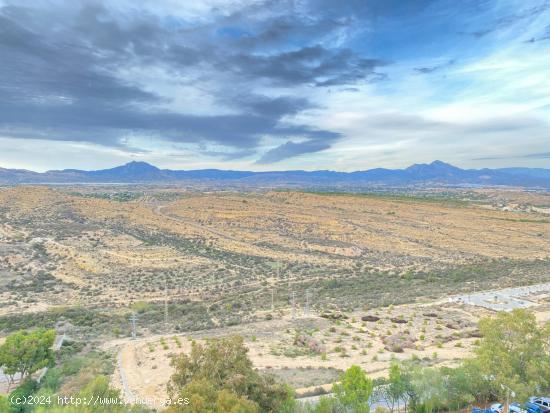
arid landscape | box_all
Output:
[108,287,550,409]
[0,184,549,412]
[2,1,550,411]
[1,186,549,317]
[1,186,549,403]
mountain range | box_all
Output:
[1,160,549,188]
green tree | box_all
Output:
[7,379,38,413]
[314,396,338,413]
[441,366,475,411]
[411,366,446,413]
[467,309,550,401]
[390,361,446,413]
[384,362,407,413]
[0,329,55,391]
[178,378,218,413]
[167,336,292,412]
[333,365,374,413]
[393,361,420,413]
[215,389,258,413]
[165,377,259,413]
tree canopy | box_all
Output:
[0,329,55,390]
[166,336,293,413]
[467,309,550,401]
[333,365,374,413]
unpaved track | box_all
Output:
[153,204,244,244]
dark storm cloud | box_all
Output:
[257,139,335,164]
[0,0,388,162]
[232,14,350,49]
[0,99,335,149]
[231,95,313,118]
[229,46,387,86]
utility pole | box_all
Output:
[305,289,310,316]
[271,287,274,312]
[130,312,137,340]
[291,291,296,319]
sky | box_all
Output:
[0,0,549,172]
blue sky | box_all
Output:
[0,0,549,171]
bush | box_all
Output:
[8,379,38,413]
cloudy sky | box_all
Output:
[1,0,549,172]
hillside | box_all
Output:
[1,186,549,318]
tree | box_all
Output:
[410,366,446,413]
[7,379,38,413]
[215,389,258,413]
[395,361,420,413]
[333,365,374,413]
[314,396,338,413]
[441,366,475,411]
[167,336,292,412]
[383,363,407,413]
[166,377,259,413]
[468,309,550,402]
[390,361,447,413]
[0,329,55,390]
[165,378,258,413]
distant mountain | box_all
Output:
[495,167,550,180]
[1,160,549,188]
[69,161,165,181]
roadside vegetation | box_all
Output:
[1,309,548,413]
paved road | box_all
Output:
[451,282,550,311]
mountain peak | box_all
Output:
[85,160,163,181]
[430,160,452,167]
[407,160,459,169]
[405,160,463,179]
[119,161,160,171]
